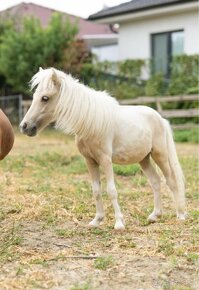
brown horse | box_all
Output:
[0,109,14,160]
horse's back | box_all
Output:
[118,105,162,119]
[0,110,14,160]
[116,105,164,131]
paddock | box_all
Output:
[0,130,198,289]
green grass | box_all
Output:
[30,258,49,267]
[70,281,91,290]
[174,128,199,143]
[186,253,199,264]
[0,132,198,289]
[65,155,87,174]
[56,228,76,238]
[113,163,141,176]
[94,255,114,270]
[0,223,22,263]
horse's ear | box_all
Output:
[51,68,59,86]
[39,67,43,72]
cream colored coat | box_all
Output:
[20,68,186,230]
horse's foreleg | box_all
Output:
[140,155,162,222]
[100,155,125,230]
[86,157,104,227]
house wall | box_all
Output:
[91,44,119,62]
[119,10,198,60]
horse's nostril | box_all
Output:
[22,122,27,130]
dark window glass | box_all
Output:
[151,30,184,77]
[171,31,184,56]
[152,33,168,76]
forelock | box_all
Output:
[30,69,53,91]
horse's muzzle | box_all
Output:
[20,122,37,137]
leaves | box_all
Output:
[0,13,79,94]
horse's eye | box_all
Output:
[41,96,49,102]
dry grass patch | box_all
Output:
[0,130,198,290]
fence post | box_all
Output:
[156,98,162,114]
[18,94,23,123]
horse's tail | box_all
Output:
[163,119,186,215]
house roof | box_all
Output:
[0,2,115,38]
[88,0,198,20]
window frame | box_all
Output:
[151,29,184,78]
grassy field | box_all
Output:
[0,129,198,290]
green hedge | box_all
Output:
[79,55,198,128]
[169,54,198,95]
[80,54,198,100]
[174,128,198,143]
[80,59,146,99]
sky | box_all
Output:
[0,0,128,18]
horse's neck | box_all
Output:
[56,78,116,139]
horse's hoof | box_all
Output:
[88,220,100,227]
[147,212,162,223]
[148,217,157,223]
[114,222,125,230]
[177,213,186,221]
[88,217,104,227]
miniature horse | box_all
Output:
[0,109,14,160]
[20,67,186,230]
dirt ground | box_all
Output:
[0,131,198,290]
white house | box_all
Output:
[89,0,198,77]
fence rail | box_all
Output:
[119,95,198,105]
[119,95,198,129]
[21,95,198,129]
[0,94,23,124]
[22,100,32,116]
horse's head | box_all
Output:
[20,68,60,136]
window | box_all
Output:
[151,30,184,77]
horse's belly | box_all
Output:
[112,121,152,164]
[112,146,150,164]
[112,155,139,164]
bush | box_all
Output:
[145,73,167,96]
[80,59,146,99]
[80,56,198,128]
[0,13,89,95]
[168,54,198,95]
[81,55,198,101]
[174,128,199,143]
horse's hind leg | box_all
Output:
[140,155,162,222]
[85,157,105,227]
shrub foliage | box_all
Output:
[0,12,198,102]
[80,55,198,99]
[0,14,89,94]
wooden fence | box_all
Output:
[22,100,32,116]
[22,95,198,130]
[119,95,198,129]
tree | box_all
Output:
[0,13,83,94]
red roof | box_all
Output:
[1,2,114,38]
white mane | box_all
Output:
[30,68,119,139]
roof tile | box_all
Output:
[1,2,114,37]
[88,0,197,20]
